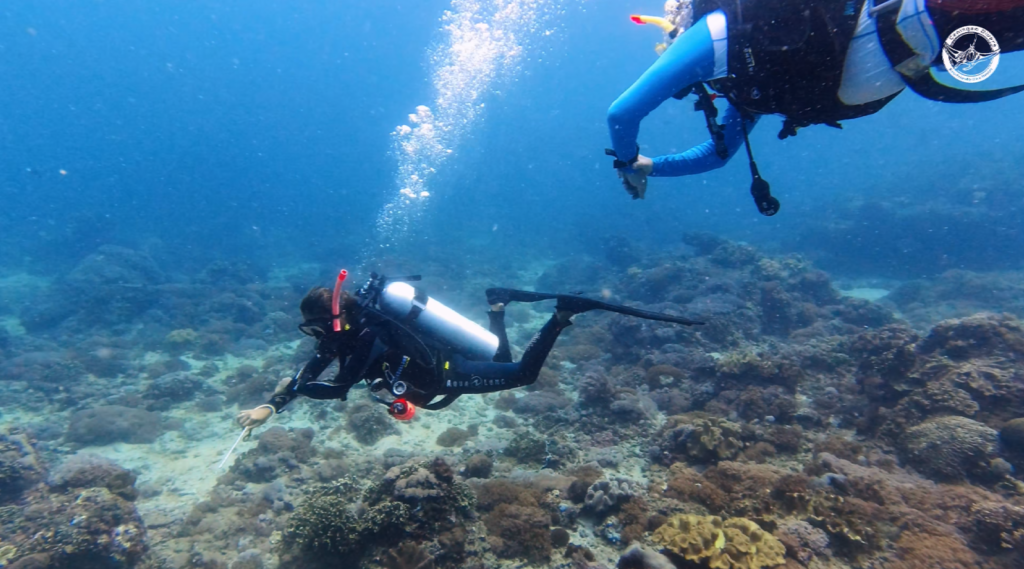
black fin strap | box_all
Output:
[876,7,1024,103]
[741,118,780,217]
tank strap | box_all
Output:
[406,287,430,322]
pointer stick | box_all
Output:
[218,427,252,469]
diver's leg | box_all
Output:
[445,312,570,393]
[514,311,572,380]
[487,307,513,363]
[607,10,728,162]
[486,287,560,306]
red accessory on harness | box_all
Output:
[331,269,348,332]
[389,399,416,421]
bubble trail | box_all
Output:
[371,0,564,255]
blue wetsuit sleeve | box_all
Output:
[650,105,757,177]
[607,14,719,163]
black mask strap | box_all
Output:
[740,117,780,216]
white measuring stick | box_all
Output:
[217,427,251,469]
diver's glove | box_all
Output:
[606,148,652,200]
[619,158,654,200]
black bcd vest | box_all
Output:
[692,0,898,137]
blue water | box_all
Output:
[3,0,1020,277]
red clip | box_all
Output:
[630,15,644,24]
[389,399,416,421]
[709,93,718,102]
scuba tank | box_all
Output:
[357,274,499,362]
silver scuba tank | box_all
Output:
[377,281,499,362]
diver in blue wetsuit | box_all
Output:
[608,0,1024,215]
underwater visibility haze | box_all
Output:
[1,1,1024,568]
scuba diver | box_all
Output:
[607,0,1024,215]
[236,271,702,428]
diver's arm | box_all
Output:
[265,344,337,412]
[607,12,723,163]
[650,105,755,177]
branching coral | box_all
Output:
[652,514,786,569]
[284,461,473,564]
[285,477,407,557]
[383,543,435,569]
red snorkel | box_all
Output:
[331,269,348,332]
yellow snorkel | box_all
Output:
[630,14,675,33]
[630,14,678,55]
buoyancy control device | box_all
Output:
[356,273,500,362]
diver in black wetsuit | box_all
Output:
[236,279,701,427]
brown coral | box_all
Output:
[652,514,786,569]
[483,503,552,562]
[897,416,999,482]
[918,312,1024,360]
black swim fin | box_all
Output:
[485,288,704,326]
[486,288,560,306]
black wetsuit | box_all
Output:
[265,309,568,413]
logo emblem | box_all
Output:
[943,26,1000,83]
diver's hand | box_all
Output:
[633,154,653,175]
[618,156,652,200]
[236,406,274,428]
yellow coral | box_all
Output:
[0,545,17,564]
[653,514,786,569]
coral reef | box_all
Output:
[346,402,398,445]
[652,514,786,569]
[64,406,166,446]
[48,453,139,500]
[0,432,44,501]
[654,415,744,465]
[0,436,146,569]
[283,459,472,566]
[435,426,473,448]
[144,371,205,405]
[617,545,676,569]
[228,426,316,483]
[8,232,1024,569]
[583,478,636,517]
[897,416,1000,482]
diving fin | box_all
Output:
[485,288,704,326]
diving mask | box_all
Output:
[298,318,331,339]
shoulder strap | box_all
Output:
[876,5,1024,102]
